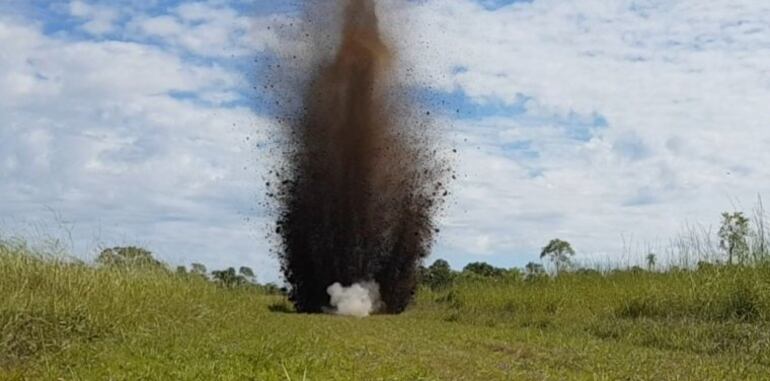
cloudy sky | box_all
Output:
[2,0,769,281]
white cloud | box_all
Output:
[386,0,770,267]
[69,0,121,35]
[0,14,280,280]
[127,1,289,58]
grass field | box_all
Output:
[2,241,770,380]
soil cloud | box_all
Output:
[270,0,448,314]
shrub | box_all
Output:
[721,283,762,322]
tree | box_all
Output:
[646,253,656,271]
[239,266,256,283]
[211,267,246,288]
[238,266,254,277]
[462,262,505,277]
[425,259,454,290]
[719,212,750,265]
[540,239,575,275]
[190,263,207,276]
[96,246,163,269]
[525,262,545,278]
[176,266,188,275]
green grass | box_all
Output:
[2,243,770,380]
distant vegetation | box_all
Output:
[96,245,286,294]
[1,206,770,379]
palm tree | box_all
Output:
[540,239,575,275]
[646,253,656,271]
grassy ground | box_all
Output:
[2,243,770,380]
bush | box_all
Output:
[721,283,762,322]
[616,297,666,319]
[0,310,103,367]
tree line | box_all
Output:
[93,208,769,294]
[420,207,770,290]
[95,246,285,294]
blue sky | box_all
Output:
[2,0,770,281]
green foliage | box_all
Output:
[572,267,601,277]
[698,260,719,272]
[721,281,762,322]
[629,265,644,273]
[261,282,286,295]
[238,266,255,280]
[0,309,102,367]
[211,267,247,288]
[646,253,656,271]
[422,259,455,290]
[419,265,770,365]
[180,263,257,288]
[462,262,505,277]
[540,239,575,275]
[719,212,751,265]
[525,261,546,279]
[190,263,207,276]
[96,246,163,269]
[503,267,524,281]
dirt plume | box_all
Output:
[268,0,449,314]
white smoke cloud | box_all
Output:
[325,281,382,318]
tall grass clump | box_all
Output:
[0,238,274,368]
[415,264,770,363]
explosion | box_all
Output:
[268,0,449,314]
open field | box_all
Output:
[2,242,770,380]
